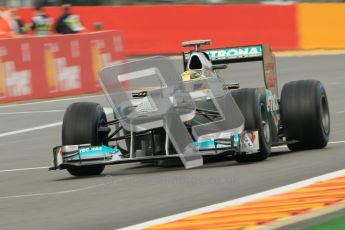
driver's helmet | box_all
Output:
[180,70,205,82]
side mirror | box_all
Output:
[223,83,240,90]
[213,64,228,70]
[132,91,147,98]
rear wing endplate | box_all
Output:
[182,44,278,95]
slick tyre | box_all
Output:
[62,102,107,176]
[231,88,272,162]
[280,80,330,151]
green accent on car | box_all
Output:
[67,145,119,160]
[233,133,239,146]
[193,138,234,149]
[79,145,119,157]
[193,139,216,148]
[265,89,279,128]
[205,46,262,61]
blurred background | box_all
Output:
[0,0,345,7]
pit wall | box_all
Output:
[1,3,344,103]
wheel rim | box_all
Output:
[320,94,330,135]
[260,104,270,143]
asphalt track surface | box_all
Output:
[1,54,345,230]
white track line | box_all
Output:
[0,181,115,200]
[0,166,49,173]
[0,107,113,138]
[0,94,104,109]
[0,122,62,138]
[272,140,345,149]
[0,110,64,115]
[119,167,345,230]
[324,140,345,145]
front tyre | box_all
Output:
[280,80,330,151]
[232,88,272,162]
[62,102,107,176]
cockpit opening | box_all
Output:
[189,55,202,70]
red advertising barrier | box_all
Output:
[17,4,298,55]
[0,30,124,103]
[1,5,298,103]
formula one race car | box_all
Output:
[50,40,330,177]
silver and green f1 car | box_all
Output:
[50,40,330,177]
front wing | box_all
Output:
[50,131,259,170]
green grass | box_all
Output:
[304,214,345,230]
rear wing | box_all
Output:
[182,44,278,95]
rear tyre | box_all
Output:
[280,80,330,151]
[62,102,107,176]
[231,88,272,162]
